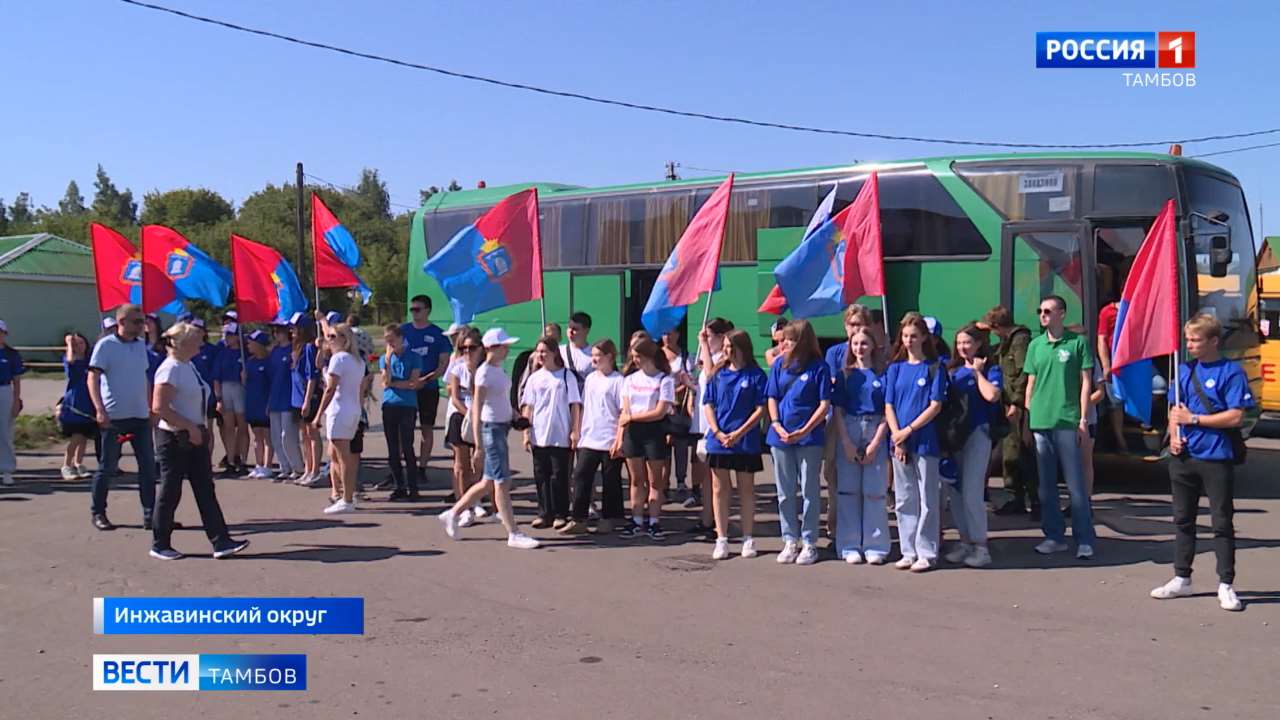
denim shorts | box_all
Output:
[481,422,512,483]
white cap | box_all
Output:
[223,322,239,335]
[102,317,118,330]
[443,323,464,336]
[481,328,519,347]
[222,310,239,320]
[325,311,342,324]
[0,319,7,333]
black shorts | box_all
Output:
[59,421,97,439]
[300,385,323,423]
[351,421,367,455]
[248,419,269,429]
[706,452,764,473]
[623,421,669,460]
[416,387,441,430]
[446,413,474,448]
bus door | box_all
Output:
[1000,221,1092,334]
[569,271,625,349]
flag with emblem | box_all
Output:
[312,193,372,304]
[641,175,734,336]
[89,222,157,312]
[422,187,543,324]
[230,234,307,324]
[759,183,837,314]
[140,225,232,314]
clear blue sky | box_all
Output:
[5,0,1278,239]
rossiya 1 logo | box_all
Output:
[1035,31,1196,88]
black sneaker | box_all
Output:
[143,518,153,531]
[388,488,409,501]
[647,523,667,542]
[92,514,115,531]
[212,539,250,559]
[619,521,643,539]
[149,547,183,561]
[218,455,231,470]
[405,491,422,502]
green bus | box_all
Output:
[407,151,1261,428]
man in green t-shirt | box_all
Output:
[1023,295,1096,560]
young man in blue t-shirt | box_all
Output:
[1150,313,1254,612]
[400,295,451,474]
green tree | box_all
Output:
[58,180,86,215]
[352,168,391,220]
[419,186,441,205]
[91,165,138,226]
[9,192,34,226]
[447,179,462,192]
[140,188,234,227]
[0,199,8,235]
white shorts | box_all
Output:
[220,382,245,415]
[324,411,360,441]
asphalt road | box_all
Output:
[2,378,1278,719]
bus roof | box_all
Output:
[419,151,1237,213]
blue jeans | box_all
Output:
[90,417,156,519]
[833,415,890,559]
[481,422,512,484]
[770,444,824,545]
[946,425,992,544]
[893,452,941,561]
[1034,429,1096,545]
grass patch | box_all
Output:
[14,414,60,450]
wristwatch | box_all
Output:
[1191,415,1200,426]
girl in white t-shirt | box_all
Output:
[620,338,675,541]
[445,327,483,514]
[438,328,539,550]
[313,323,364,515]
[565,338,625,534]
[520,337,582,530]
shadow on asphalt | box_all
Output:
[247,544,444,563]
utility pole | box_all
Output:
[665,161,679,181]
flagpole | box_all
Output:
[880,294,891,338]
[539,298,546,331]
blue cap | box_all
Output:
[924,316,943,337]
[289,311,315,327]
[176,311,195,323]
[325,311,342,324]
[247,330,269,346]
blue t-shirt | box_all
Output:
[267,345,295,413]
[88,334,151,420]
[833,367,886,416]
[1179,358,1254,462]
[0,346,25,384]
[400,322,449,382]
[59,357,93,424]
[191,342,220,386]
[214,344,243,384]
[290,344,319,409]
[765,357,832,448]
[146,348,164,385]
[244,355,271,423]
[824,343,849,380]
[380,349,423,407]
[703,366,768,455]
[885,360,949,457]
[949,365,1005,431]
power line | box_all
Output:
[119,0,1280,152]
[1192,141,1280,159]
[303,172,420,211]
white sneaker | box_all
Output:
[293,472,313,486]
[75,463,92,478]
[712,538,730,560]
[910,558,933,573]
[895,556,916,570]
[322,499,356,515]
[866,554,888,565]
[740,537,758,558]
[1076,544,1094,560]
[796,543,819,565]
[776,541,799,564]
[1,473,12,486]
[472,505,491,520]
[61,466,79,481]
[964,546,993,568]
[1218,584,1243,612]
[457,509,475,528]
[507,533,540,550]
[944,543,972,564]
[1035,539,1070,555]
[437,510,458,539]
[844,551,865,565]
[1150,577,1193,600]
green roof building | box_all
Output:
[0,233,103,352]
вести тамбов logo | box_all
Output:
[1035,31,1196,87]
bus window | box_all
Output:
[641,190,693,263]
[540,198,589,268]
[424,209,482,255]
[1092,164,1177,214]
[835,170,990,257]
[1186,171,1257,352]
[1010,230,1085,330]
[955,164,1081,222]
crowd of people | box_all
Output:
[0,288,1254,611]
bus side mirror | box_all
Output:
[1209,235,1231,277]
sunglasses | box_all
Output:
[1038,308,1055,315]
[410,307,427,313]
[326,334,339,340]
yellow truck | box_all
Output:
[1259,237,1280,417]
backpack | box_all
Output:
[934,362,973,455]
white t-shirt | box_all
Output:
[520,367,582,448]
[622,370,675,415]
[154,357,209,432]
[475,362,513,423]
[444,358,474,421]
[689,351,723,435]
[579,370,623,451]
[325,351,365,419]
[560,343,593,380]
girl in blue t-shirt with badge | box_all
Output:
[943,323,1003,569]
[267,324,302,480]
[243,332,274,479]
[702,329,768,561]
[885,313,948,572]
[766,319,831,566]
[831,328,890,565]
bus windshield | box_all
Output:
[1185,171,1258,353]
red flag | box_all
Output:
[1110,199,1180,373]
[474,187,544,303]
[837,172,884,302]
[89,222,139,312]
[758,284,787,314]
[667,175,733,306]
[231,234,307,324]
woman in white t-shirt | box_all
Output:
[620,338,675,541]
[446,327,491,526]
[565,338,625,535]
[438,328,539,550]
[313,323,364,515]
[148,322,249,561]
[520,336,582,530]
